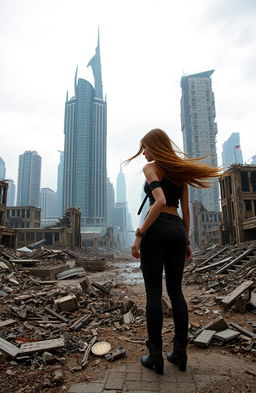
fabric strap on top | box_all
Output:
[149,180,162,191]
[137,181,162,215]
[137,194,148,215]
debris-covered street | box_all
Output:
[0,245,255,393]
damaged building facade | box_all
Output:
[16,208,81,249]
[192,201,222,248]
[0,181,17,248]
[220,164,256,244]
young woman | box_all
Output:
[126,128,222,374]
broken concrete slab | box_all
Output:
[18,337,65,355]
[221,280,254,306]
[54,294,79,312]
[229,322,256,339]
[0,319,16,328]
[213,329,240,342]
[56,267,86,280]
[197,316,229,335]
[194,330,216,347]
[17,264,68,280]
[0,337,19,358]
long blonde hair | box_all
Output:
[125,128,223,188]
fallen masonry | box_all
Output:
[185,241,256,355]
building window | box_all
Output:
[54,232,60,241]
[244,200,252,211]
[251,172,256,192]
[241,172,249,191]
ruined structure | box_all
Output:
[6,206,41,228]
[220,164,256,244]
[16,208,81,249]
[0,181,17,248]
[192,201,222,248]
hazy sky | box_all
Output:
[1,0,256,227]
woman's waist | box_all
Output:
[160,206,179,216]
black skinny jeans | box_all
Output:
[140,213,188,347]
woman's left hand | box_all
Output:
[185,245,192,262]
[131,237,142,259]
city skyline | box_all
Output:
[1,0,256,227]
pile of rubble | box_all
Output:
[0,246,145,385]
[185,241,256,356]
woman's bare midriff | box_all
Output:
[148,205,179,216]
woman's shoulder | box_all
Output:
[143,162,160,174]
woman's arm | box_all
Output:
[131,163,165,258]
[180,183,190,237]
[180,183,192,261]
[139,163,166,233]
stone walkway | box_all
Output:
[67,354,227,393]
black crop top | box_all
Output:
[144,177,183,208]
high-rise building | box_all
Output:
[55,150,64,217]
[63,33,107,226]
[16,151,42,207]
[180,70,219,212]
[40,188,56,218]
[113,202,127,232]
[250,155,256,165]
[222,132,243,170]
[6,179,15,206]
[0,157,6,180]
[106,177,115,227]
[116,164,126,203]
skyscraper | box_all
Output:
[16,151,42,207]
[55,150,64,217]
[180,70,219,212]
[116,164,126,203]
[0,157,6,180]
[222,132,243,170]
[63,33,107,226]
[106,177,115,227]
[40,188,56,218]
[6,179,16,206]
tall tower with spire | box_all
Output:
[62,33,107,226]
[116,164,126,203]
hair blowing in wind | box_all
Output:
[126,128,223,187]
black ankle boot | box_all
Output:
[141,340,164,375]
[166,337,187,372]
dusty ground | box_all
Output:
[0,257,255,393]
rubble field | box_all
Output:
[0,245,255,393]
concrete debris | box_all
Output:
[186,242,256,356]
[105,346,126,361]
[194,330,216,347]
[213,329,240,342]
[0,245,144,383]
[54,295,79,312]
[221,280,254,306]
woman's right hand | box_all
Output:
[131,237,142,259]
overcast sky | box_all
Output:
[1,0,256,227]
